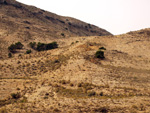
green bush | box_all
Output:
[99,47,106,50]
[30,41,58,51]
[26,50,32,54]
[8,44,16,53]
[8,52,12,58]
[95,47,106,59]
[95,50,105,59]
[15,42,23,49]
[8,42,24,53]
[46,42,58,50]
[29,42,36,49]
[37,42,46,51]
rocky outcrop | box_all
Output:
[0,0,16,4]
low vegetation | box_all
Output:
[26,50,32,54]
[29,41,58,51]
[11,92,21,99]
[8,42,24,53]
[2,29,150,113]
[29,42,36,49]
[95,47,106,59]
[8,53,12,58]
[95,50,105,59]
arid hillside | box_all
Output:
[0,28,150,112]
[0,0,112,58]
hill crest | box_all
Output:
[0,0,112,58]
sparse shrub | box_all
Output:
[8,53,12,58]
[99,47,106,50]
[15,42,23,49]
[26,49,32,54]
[17,61,21,64]
[99,92,104,96]
[95,50,105,59]
[53,108,60,112]
[18,54,22,57]
[8,44,16,53]
[77,83,82,87]
[76,41,79,43]
[88,24,92,28]
[54,60,59,63]
[88,91,96,96]
[17,88,20,90]
[29,42,36,49]
[37,42,46,51]
[94,107,109,113]
[43,96,48,99]
[45,93,49,96]
[46,42,58,50]
[61,33,65,37]
[95,47,106,59]
[81,83,93,91]
[70,83,74,87]
[60,80,67,84]
[8,42,24,53]
[11,92,21,99]
[68,22,72,25]
[31,41,58,51]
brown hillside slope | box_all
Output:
[0,0,112,58]
[0,28,150,112]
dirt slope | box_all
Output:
[0,0,112,58]
[0,28,150,112]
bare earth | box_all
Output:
[0,28,150,112]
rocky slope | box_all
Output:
[1,0,150,113]
[0,28,150,112]
[0,0,112,58]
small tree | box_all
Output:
[26,50,32,54]
[95,50,105,59]
[37,42,46,51]
[95,47,106,59]
[8,42,24,53]
[29,41,58,51]
[15,42,23,49]
[46,42,58,50]
[8,44,16,53]
[29,42,36,49]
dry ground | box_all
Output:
[0,0,111,58]
[0,30,150,112]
